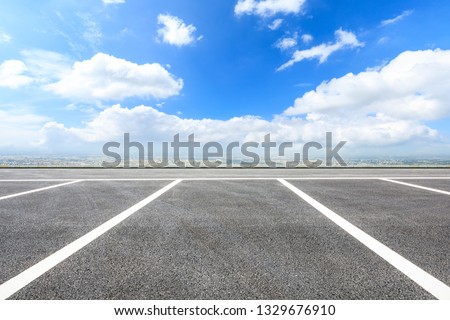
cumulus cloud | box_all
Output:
[275,33,297,50]
[36,104,311,152]
[37,48,450,154]
[35,102,438,157]
[156,14,198,47]
[380,10,413,27]
[44,53,183,101]
[235,0,306,17]
[268,18,283,30]
[0,60,34,89]
[284,49,450,121]
[0,51,181,101]
[5,50,450,157]
[38,49,450,154]
[277,29,363,71]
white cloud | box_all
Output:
[0,51,181,101]
[36,104,309,148]
[277,29,363,71]
[20,49,71,83]
[0,31,11,43]
[156,14,197,47]
[4,49,450,157]
[275,33,297,50]
[0,60,34,89]
[268,18,283,30]
[380,10,413,27]
[284,49,450,119]
[0,50,71,89]
[44,53,183,101]
[34,102,439,157]
[102,0,125,4]
[36,49,450,154]
[301,33,313,44]
[235,0,306,17]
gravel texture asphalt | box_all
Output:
[0,169,448,300]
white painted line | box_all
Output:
[187,177,432,180]
[0,179,182,300]
[83,178,273,181]
[1,176,450,182]
[0,179,75,182]
[0,179,175,182]
[380,178,450,196]
[285,176,450,180]
[99,177,446,180]
[278,178,450,300]
[0,180,83,201]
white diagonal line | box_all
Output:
[380,178,450,195]
[0,179,182,300]
[278,178,450,300]
[0,180,83,201]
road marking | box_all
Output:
[0,179,175,182]
[0,179,182,300]
[0,179,75,182]
[1,177,450,182]
[192,177,420,180]
[380,178,450,195]
[285,176,450,180]
[278,178,450,300]
[0,180,83,201]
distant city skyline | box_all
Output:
[1,0,450,160]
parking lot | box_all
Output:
[0,169,449,300]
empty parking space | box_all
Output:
[10,180,432,300]
[0,180,171,286]
[287,179,450,288]
[1,169,450,301]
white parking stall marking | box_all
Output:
[0,179,182,300]
[278,178,450,300]
[0,180,84,201]
[380,178,450,196]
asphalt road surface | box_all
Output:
[0,169,449,300]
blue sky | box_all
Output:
[1,0,450,158]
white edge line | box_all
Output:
[278,178,450,300]
[284,176,450,180]
[0,179,182,300]
[380,178,450,195]
[0,177,450,182]
[0,180,84,201]
[0,179,74,182]
[0,179,175,182]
